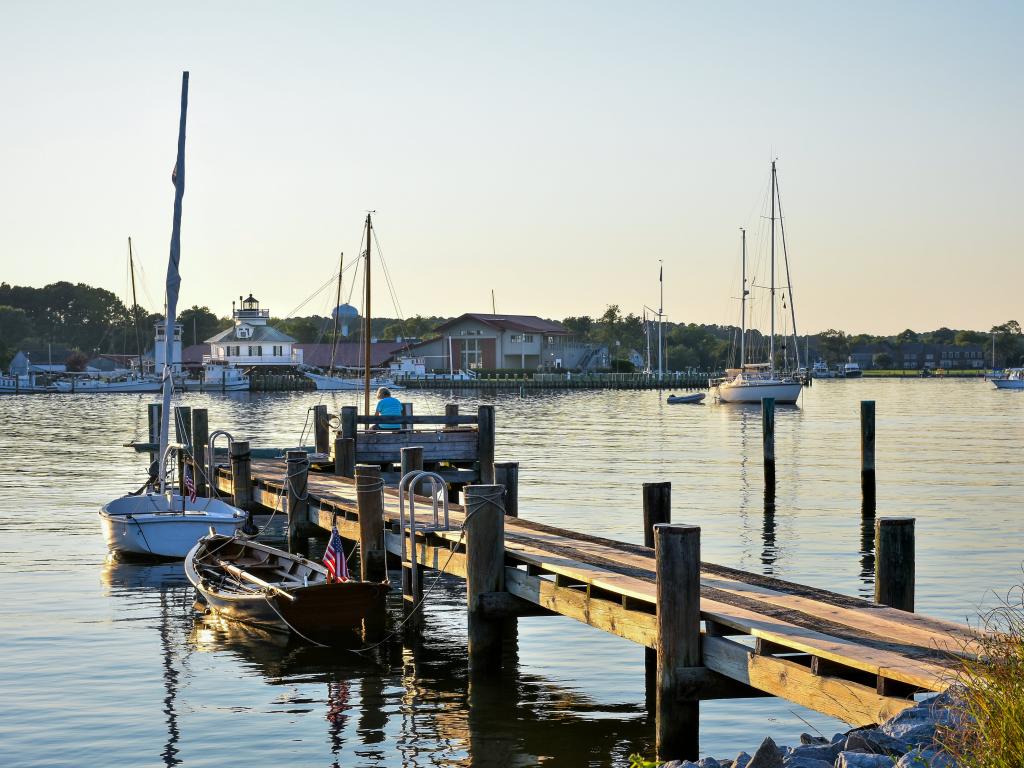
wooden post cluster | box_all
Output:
[229,440,252,510]
[642,481,672,709]
[477,405,496,484]
[334,437,356,478]
[191,408,209,496]
[465,484,506,671]
[761,397,775,485]
[313,404,330,454]
[286,450,310,549]
[494,462,520,518]
[355,464,386,583]
[655,523,701,762]
[861,400,876,502]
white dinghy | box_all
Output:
[98,73,246,559]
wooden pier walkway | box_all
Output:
[212,457,974,727]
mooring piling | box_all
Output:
[761,397,776,486]
[286,450,309,550]
[334,436,356,478]
[313,404,330,454]
[655,523,701,762]
[642,482,672,710]
[477,405,496,484]
[494,462,520,518]
[465,484,506,672]
[147,403,162,474]
[191,408,209,495]
[229,440,252,510]
[399,446,425,619]
[861,400,876,501]
[341,405,358,439]
[875,517,914,612]
[355,464,387,583]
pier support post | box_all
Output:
[147,403,162,479]
[445,403,459,421]
[334,436,356,478]
[861,400,876,502]
[174,405,192,489]
[230,440,252,510]
[477,405,496,484]
[465,484,506,672]
[762,397,776,486]
[494,462,520,518]
[399,447,425,619]
[655,523,701,762]
[402,402,413,429]
[341,405,358,440]
[643,482,672,709]
[191,408,209,496]
[355,465,386,583]
[875,517,915,695]
[313,404,330,455]
[286,450,310,551]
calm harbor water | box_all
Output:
[1,379,1022,767]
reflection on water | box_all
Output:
[2,381,1023,766]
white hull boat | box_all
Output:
[179,362,250,391]
[100,493,247,558]
[304,371,404,391]
[712,371,802,404]
[993,368,1024,389]
[0,373,53,394]
[55,376,161,393]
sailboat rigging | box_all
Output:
[328,251,344,378]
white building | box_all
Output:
[205,294,302,367]
[154,321,183,373]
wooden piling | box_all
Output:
[229,440,252,510]
[477,405,496,484]
[147,403,162,476]
[762,397,776,484]
[191,408,209,496]
[334,436,356,478]
[313,404,330,454]
[465,484,506,671]
[355,464,386,582]
[341,405,358,440]
[861,400,876,500]
[875,517,914,612]
[174,405,191,488]
[494,462,520,518]
[655,523,701,762]
[642,481,672,708]
[445,403,459,421]
[398,446,425,615]
[402,401,413,429]
[286,450,309,549]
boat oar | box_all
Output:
[213,558,297,601]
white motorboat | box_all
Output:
[179,361,250,391]
[842,360,863,378]
[100,493,247,558]
[810,360,837,379]
[55,374,161,393]
[0,372,54,394]
[992,368,1024,390]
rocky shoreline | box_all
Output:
[663,691,962,768]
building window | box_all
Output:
[273,345,283,357]
[510,334,534,344]
[461,339,484,370]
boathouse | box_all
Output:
[205,294,302,368]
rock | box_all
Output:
[747,737,784,768]
[697,760,722,768]
[896,723,937,748]
[788,743,841,764]
[660,761,698,768]
[781,758,832,768]
[731,752,752,768]
[880,706,958,740]
[894,747,958,767]
[844,729,908,756]
[799,734,829,746]
[836,752,898,767]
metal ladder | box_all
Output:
[398,470,452,599]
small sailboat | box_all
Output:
[99,72,246,559]
[185,534,388,644]
[711,163,802,405]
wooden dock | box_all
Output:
[152,403,978,762]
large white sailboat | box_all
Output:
[99,72,246,559]
[711,161,802,405]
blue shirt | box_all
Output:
[375,396,403,429]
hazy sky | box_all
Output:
[1,1,1020,335]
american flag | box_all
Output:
[183,465,197,503]
[323,525,349,583]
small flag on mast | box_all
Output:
[323,524,349,583]
[183,465,197,503]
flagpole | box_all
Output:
[657,260,664,379]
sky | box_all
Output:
[0,1,1021,336]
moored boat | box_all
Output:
[666,392,706,404]
[712,365,802,404]
[100,494,246,558]
[810,360,837,379]
[992,368,1024,389]
[842,359,863,378]
[185,534,389,644]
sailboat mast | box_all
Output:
[363,214,373,421]
[775,167,801,371]
[769,160,777,371]
[329,251,343,377]
[658,260,663,378]
[128,236,143,372]
[159,71,189,493]
[740,228,747,368]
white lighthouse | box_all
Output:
[154,321,183,373]
[206,294,302,367]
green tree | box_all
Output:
[873,352,894,369]
[562,315,594,339]
[817,329,849,364]
[0,306,31,347]
[991,321,1023,367]
[955,330,987,346]
[65,349,88,372]
[178,306,229,346]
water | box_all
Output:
[1,379,1021,766]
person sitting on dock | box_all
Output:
[372,387,403,430]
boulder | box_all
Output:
[731,752,752,768]
[781,758,832,768]
[787,743,841,764]
[844,729,908,756]
[747,738,784,768]
[799,734,830,746]
[894,747,958,767]
[836,752,898,767]
[880,707,958,740]
[697,760,722,768]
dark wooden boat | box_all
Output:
[184,534,388,645]
[666,393,706,404]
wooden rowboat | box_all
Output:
[666,393,706,404]
[185,534,388,645]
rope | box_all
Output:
[261,594,330,648]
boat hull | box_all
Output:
[667,393,706,404]
[992,379,1024,389]
[56,379,161,393]
[304,372,404,391]
[714,381,802,404]
[99,494,247,558]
